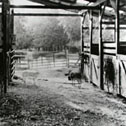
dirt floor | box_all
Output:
[1,67,126,126]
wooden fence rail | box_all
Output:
[15,54,80,69]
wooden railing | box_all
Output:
[15,52,80,70]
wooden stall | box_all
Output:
[81,0,126,97]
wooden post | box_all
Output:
[115,0,121,94]
[2,0,10,93]
[41,56,43,65]
[27,59,30,69]
[52,45,55,67]
[89,10,93,83]
[81,13,87,75]
[53,52,55,67]
[115,0,120,55]
[99,8,104,90]
[89,10,93,55]
[66,49,69,67]
[81,15,84,74]
[99,1,108,90]
[81,15,84,52]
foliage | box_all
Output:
[33,18,70,51]
[59,16,81,41]
[69,46,80,53]
[14,12,81,51]
[14,17,34,49]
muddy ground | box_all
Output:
[0,67,126,126]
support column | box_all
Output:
[2,0,10,93]
[99,1,109,90]
[89,10,93,53]
[99,8,104,90]
[89,10,93,83]
[115,0,119,55]
[115,0,121,94]
[81,14,86,74]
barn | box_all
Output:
[0,0,126,98]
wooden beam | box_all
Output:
[13,13,82,17]
[9,5,100,10]
[102,21,115,24]
[29,0,78,7]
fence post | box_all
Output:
[27,59,30,69]
[36,58,38,67]
[66,49,69,68]
[53,52,55,67]
[41,56,43,66]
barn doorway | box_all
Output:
[5,0,85,91]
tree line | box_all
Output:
[14,11,81,52]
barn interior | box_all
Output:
[0,0,126,98]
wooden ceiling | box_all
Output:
[28,0,104,7]
[10,0,126,21]
[28,0,126,11]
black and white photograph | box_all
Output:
[0,0,126,125]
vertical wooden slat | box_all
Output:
[119,63,121,94]
[90,58,93,82]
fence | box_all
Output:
[15,51,80,69]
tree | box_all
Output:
[14,16,34,49]
[14,10,81,51]
[59,16,81,43]
[32,17,70,51]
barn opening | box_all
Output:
[13,9,82,87]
